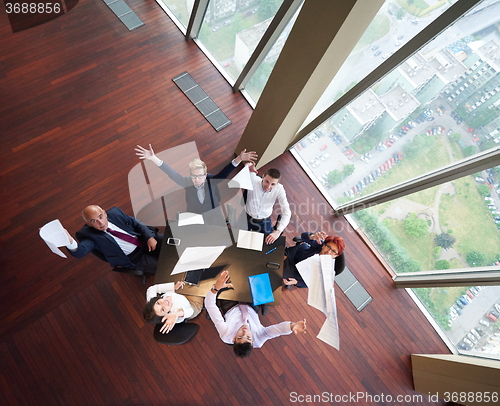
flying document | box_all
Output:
[227,165,253,190]
[296,254,339,349]
[39,219,72,258]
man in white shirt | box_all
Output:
[245,164,291,244]
[143,282,204,334]
[204,271,306,358]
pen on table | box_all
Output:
[265,247,277,254]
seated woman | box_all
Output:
[143,281,205,334]
[283,231,346,288]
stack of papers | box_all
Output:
[296,254,339,350]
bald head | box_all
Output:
[82,205,108,231]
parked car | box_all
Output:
[475,177,485,183]
[494,304,500,313]
[374,50,382,57]
[463,337,474,347]
[479,319,490,327]
[470,328,481,339]
[426,116,434,121]
[485,313,497,322]
[319,144,327,151]
[321,153,330,161]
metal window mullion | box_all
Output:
[334,147,500,216]
[185,0,209,40]
[292,0,483,144]
[393,267,500,288]
[233,0,303,92]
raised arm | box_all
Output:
[135,144,190,187]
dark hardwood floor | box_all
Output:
[0,1,451,405]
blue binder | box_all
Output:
[248,273,274,306]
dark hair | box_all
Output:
[143,295,164,325]
[324,236,345,256]
[264,168,281,180]
[233,342,253,358]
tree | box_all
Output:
[434,233,456,250]
[258,0,282,20]
[396,8,405,20]
[466,251,486,267]
[478,184,491,197]
[343,164,355,177]
[327,169,343,185]
[463,145,476,157]
[404,213,428,238]
[435,260,450,270]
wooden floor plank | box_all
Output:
[0,0,452,404]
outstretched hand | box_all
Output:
[311,231,327,244]
[214,270,233,291]
[135,144,156,160]
[159,313,179,334]
[291,319,307,335]
[237,149,258,164]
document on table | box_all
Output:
[297,254,340,349]
[236,229,264,251]
[227,165,253,190]
[178,212,204,226]
[171,246,226,275]
[39,219,72,258]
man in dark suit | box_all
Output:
[135,144,257,224]
[65,205,162,273]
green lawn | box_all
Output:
[439,177,500,264]
[382,217,435,271]
[362,134,500,271]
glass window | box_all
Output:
[412,285,500,358]
[291,0,500,358]
[156,0,194,30]
[303,0,454,127]
[244,4,301,103]
[197,0,285,82]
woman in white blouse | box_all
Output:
[143,282,204,334]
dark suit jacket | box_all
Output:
[67,206,155,268]
[158,160,236,214]
[283,232,345,288]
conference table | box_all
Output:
[154,220,285,305]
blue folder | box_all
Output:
[248,273,274,306]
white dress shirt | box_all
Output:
[245,172,291,232]
[204,290,292,348]
[146,283,194,322]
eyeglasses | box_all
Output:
[190,174,206,179]
[323,244,339,256]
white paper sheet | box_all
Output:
[236,229,264,251]
[227,165,254,190]
[178,212,204,226]
[170,246,226,275]
[39,219,71,258]
[299,254,340,350]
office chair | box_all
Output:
[153,321,200,345]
